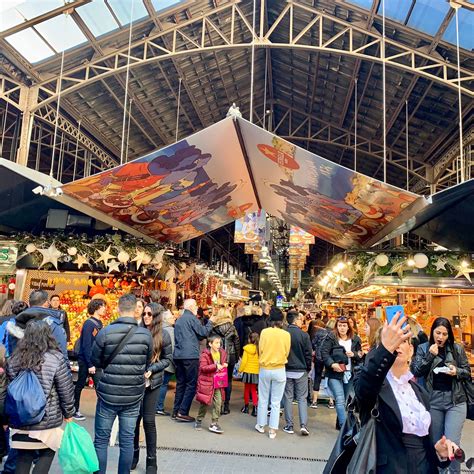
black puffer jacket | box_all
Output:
[411,342,470,405]
[92,317,153,406]
[211,321,240,366]
[148,330,172,390]
[7,350,75,430]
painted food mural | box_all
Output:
[62,119,257,243]
[239,119,419,248]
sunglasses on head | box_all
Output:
[337,317,348,322]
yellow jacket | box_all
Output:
[258,327,291,370]
[239,344,259,374]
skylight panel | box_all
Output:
[344,0,373,9]
[151,0,183,12]
[407,0,451,35]
[34,13,87,52]
[378,0,412,23]
[0,2,24,32]
[5,28,54,63]
[107,0,148,26]
[77,1,120,37]
[442,7,473,51]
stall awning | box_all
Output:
[1,116,432,248]
[409,180,474,251]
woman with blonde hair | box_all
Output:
[209,307,240,414]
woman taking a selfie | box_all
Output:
[353,314,460,473]
[412,317,470,473]
[321,316,362,427]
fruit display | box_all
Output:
[60,288,125,351]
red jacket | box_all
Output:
[195,348,227,406]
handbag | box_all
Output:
[347,401,379,474]
[453,344,474,420]
[323,397,361,474]
[213,368,228,389]
[462,379,474,420]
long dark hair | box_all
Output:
[9,320,59,370]
[429,317,455,347]
[146,303,164,363]
[308,320,325,340]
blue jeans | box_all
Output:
[94,398,141,474]
[430,390,466,473]
[156,372,173,411]
[283,373,309,427]
[328,377,352,425]
[257,368,286,430]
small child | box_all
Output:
[239,332,259,416]
[195,335,228,434]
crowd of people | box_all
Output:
[0,292,471,473]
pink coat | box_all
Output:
[195,348,227,405]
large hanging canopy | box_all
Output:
[55,116,424,248]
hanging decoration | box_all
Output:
[454,264,474,283]
[96,246,116,266]
[131,250,149,270]
[317,251,474,295]
[73,254,89,270]
[434,257,448,271]
[117,251,130,264]
[38,244,62,269]
[413,253,429,269]
[9,232,176,274]
[107,260,122,273]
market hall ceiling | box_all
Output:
[0,0,472,196]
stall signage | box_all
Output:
[0,244,17,275]
[30,278,56,291]
[0,246,17,264]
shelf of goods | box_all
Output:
[17,269,173,351]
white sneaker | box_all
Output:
[255,424,265,434]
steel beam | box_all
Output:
[0,0,92,39]
[28,0,473,112]
[381,8,455,144]
[337,0,380,128]
[34,103,118,169]
[272,101,429,183]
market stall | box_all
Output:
[316,250,474,368]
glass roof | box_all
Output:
[346,0,473,51]
[1,0,184,64]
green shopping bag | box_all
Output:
[58,422,99,474]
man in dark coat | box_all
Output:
[282,310,313,436]
[6,290,68,360]
[172,299,214,422]
[91,293,153,474]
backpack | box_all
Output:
[6,370,47,426]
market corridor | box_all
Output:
[40,382,474,474]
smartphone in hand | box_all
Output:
[385,305,407,329]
